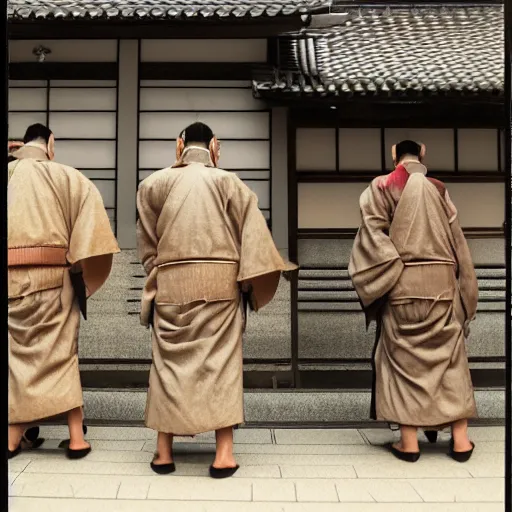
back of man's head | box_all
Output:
[395,140,422,163]
[179,122,214,147]
[23,123,53,145]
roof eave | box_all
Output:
[7,14,318,39]
[254,87,505,104]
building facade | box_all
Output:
[7,0,506,423]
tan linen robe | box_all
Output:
[137,148,296,435]
[349,162,478,428]
[8,146,120,424]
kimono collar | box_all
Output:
[401,160,427,175]
[173,146,213,168]
[11,145,49,162]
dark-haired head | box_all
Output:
[392,139,425,165]
[180,122,214,147]
[176,122,220,167]
[22,123,55,160]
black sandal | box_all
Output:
[8,445,21,460]
[448,439,475,463]
[209,465,240,479]
[21,427,45,451]
[386,443,420,463]
[424,430,438,444]
[59,423,88,449]
[66,445,91,460]
[150,461,176,475]
[150,449,176,475]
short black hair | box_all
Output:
[23,123,53,144]
[180,122,214,146]
[395,140,421,162]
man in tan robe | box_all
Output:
[137,122,296,478]
[349,140,478,463]
[8,124,120,459]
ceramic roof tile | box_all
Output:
[7,0,330,20]
[254,6,504,98]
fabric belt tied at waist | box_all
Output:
[403,260,455,267]
[8,266,66,299]
[390,260,456,301]
[156,261,239,305]
[8,247,68,267]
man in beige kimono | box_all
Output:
[137,122,295,478]
[8,124,120,459]
[349,140,478,463]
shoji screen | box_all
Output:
[8,79,118,232]
[138,80,272,225]
[297,127,504,230]
[295,126,505,364]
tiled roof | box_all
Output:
[7,0,330,20]
[254,6,504,99]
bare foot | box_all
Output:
[392,441,419,453]
[8,424,26,451]
[69,440,91,451]
[152,452,174,466]
[452,438,473,452]
[212,455,238,469]
[451,419,473,452]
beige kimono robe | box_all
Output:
[349,162,478,428]
[8,146,120,424]
[137,148,296,435]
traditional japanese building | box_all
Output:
[7,0,505,425]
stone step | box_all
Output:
[75,388,505,425]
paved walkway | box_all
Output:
[9,425,505,511]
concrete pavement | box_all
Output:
[9,425,505,511]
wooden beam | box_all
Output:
[332,0,503,7]
[8,17,305,40]
[139,62,255,81]
[8,62,118,80]
[287,102,505,128]
[296,172,506,183]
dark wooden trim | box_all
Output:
[463,227,506,238]
[287,110,300,388]
[332,0,503,6]
[8,62,118,80]
[298,368,505,389]
[1,14,8,510]
[266,37,279,67]
[80,357,293,366]
[8,17,306,40]
[296,171,506,183]
[453,127,459,172]
[504,3,512,506]
[497,128,503,172]
[77,367,506,390]
[335,125,340,172]
[298,228,358,239]
[287,103,505,128]
[379,127,386,172]
[297,227,504,238]
[140,62,256,81]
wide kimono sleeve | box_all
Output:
[136,180,160,276]
[444,190,478,330]
[349,180,404,323]
[136,179,162,327]
[66,180,120,298]
[228,176,297,311]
